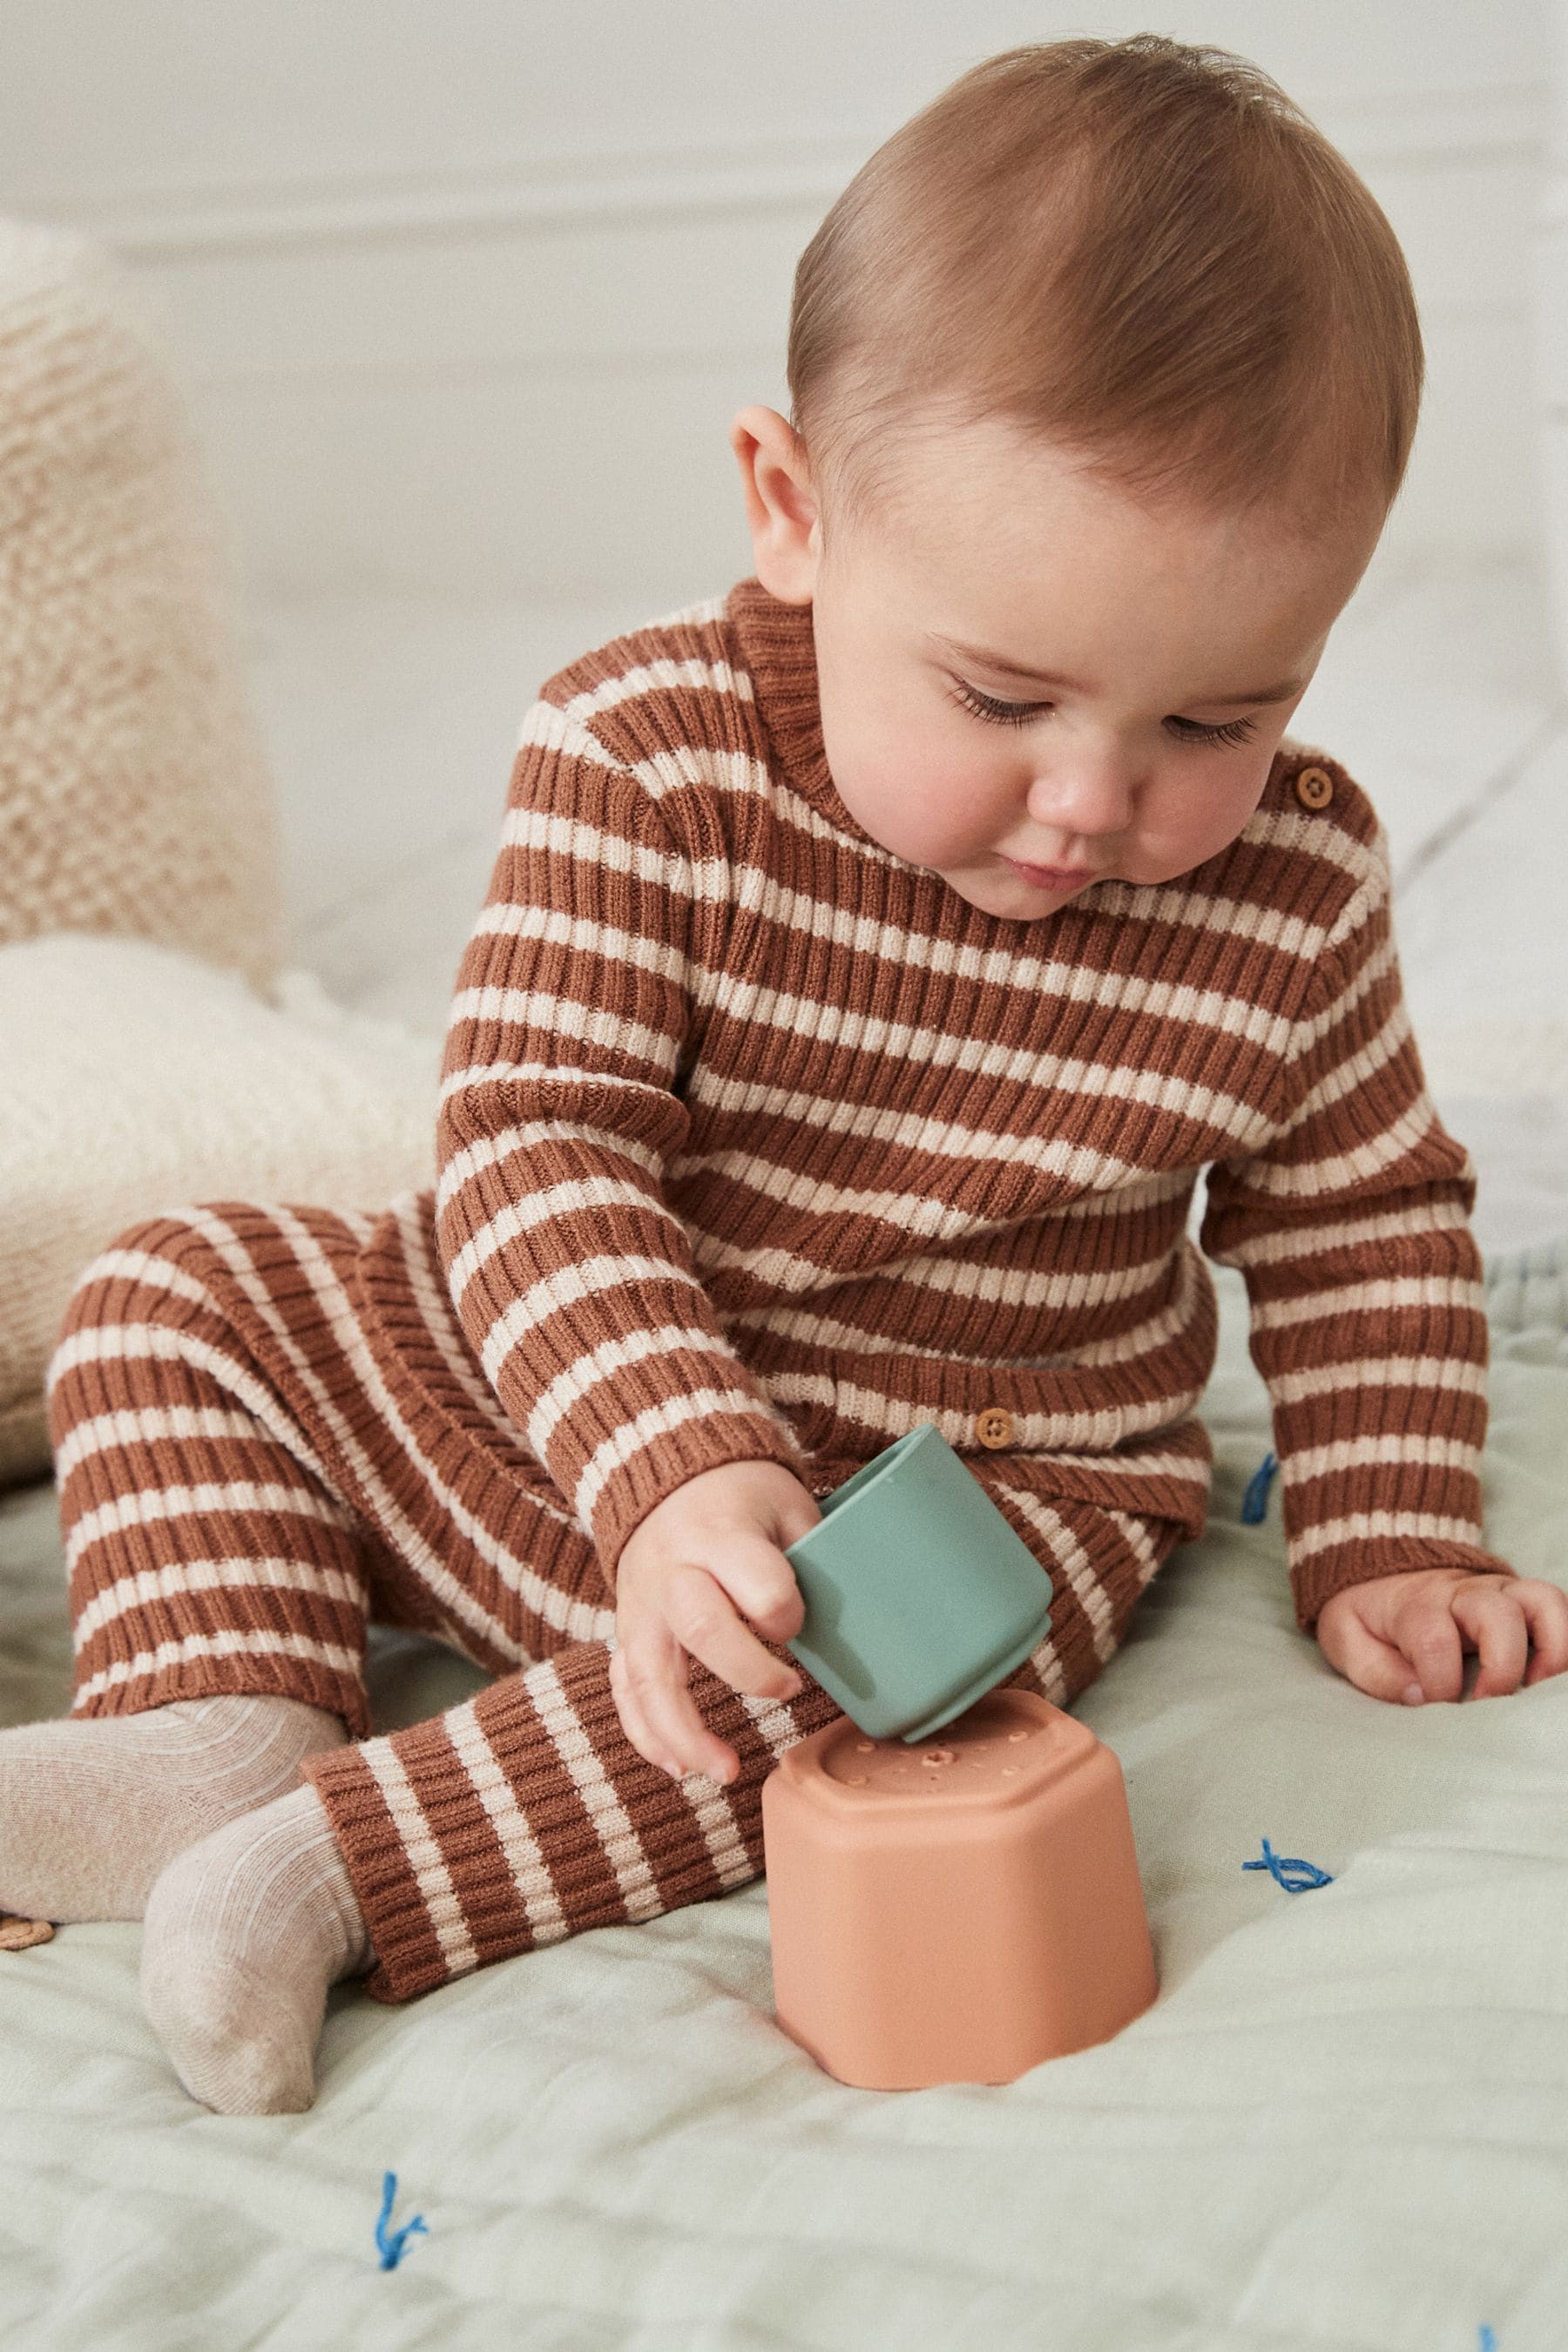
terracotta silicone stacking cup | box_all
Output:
[762,1686,1157,2089]
[783,1424,1054,1742]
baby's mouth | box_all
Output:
[1000,855,1102,889]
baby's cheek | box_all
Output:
[1138,771,1272,875]
[844,742,1005,867]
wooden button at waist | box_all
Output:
[976,1405,1016,1450]
[1294,764,1335,811]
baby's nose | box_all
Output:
[1025,760,1135,838]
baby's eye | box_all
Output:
[1166,713,1259,748]
[948,680,1041,728]
[949,679,1258,749]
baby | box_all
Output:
[7,32,1567,2117]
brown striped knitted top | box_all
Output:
[422,573,1505,1632]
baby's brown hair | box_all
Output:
[787,34,1422,539]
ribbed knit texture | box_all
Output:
[41,575,1508,2004]
[434,576,1504,1631]
[48,1201,1171,2001]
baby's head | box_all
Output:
[731,34,1419,917]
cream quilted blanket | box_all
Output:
[2,1249,1566,2349]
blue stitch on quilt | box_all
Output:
[375,2171,429,2271]
[1240,1451,1278,1524]
[1242,1836,1333,1893]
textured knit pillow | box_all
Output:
[0,217,281,985]
[0,934,440,1490]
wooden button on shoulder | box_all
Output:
[1294,764,1335,812]
[976,1406,1015,1450]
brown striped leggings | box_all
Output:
[44,1200,1179,2004]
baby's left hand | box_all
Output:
[1316,1566,1568,1705]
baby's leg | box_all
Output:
[142,1492,1178,2113]
[8,1205,418,1923]
[298,1492,1173,2004]
[30,1190,642,2110]
[0,1697,347,1923]
[142,1633,842,2112]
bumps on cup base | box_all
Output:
[770,1427,1154,2089]
[762,1687,1156,2089]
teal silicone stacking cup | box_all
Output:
[783,1423,1054,1743]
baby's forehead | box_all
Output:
[814,436,1366,696]
[821,416,1338,583]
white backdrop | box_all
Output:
[0,1,1552,611]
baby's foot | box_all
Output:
[140,1782,370,2115]
[0,1695,348,1922]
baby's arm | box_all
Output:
[1200,818,1542,1690]
[433,693,816,1686]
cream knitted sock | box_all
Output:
[140,1781,371,2115]
[0,1694,348,1923]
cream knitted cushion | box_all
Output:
[0,218,281,985]
[0,934,441,1490]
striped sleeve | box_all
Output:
[1200,837,1510,1629]
[433,696,808,1574]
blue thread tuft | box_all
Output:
[375,2171,429,2271]
[1240,1451,1278,1524]
[1478,2328,1498,2350]
[1242,1836,1334,1894]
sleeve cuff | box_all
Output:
[1291,1537,1514,1632]
[567,1397,813,1579]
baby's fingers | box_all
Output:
[1516,1580,1568,1686]
[663,1557,803,1707]
[1451,1578,1530,1698]
[607,1640,672,1774]
[703,1531,808,1648]
[1396,1601,1465,1705]
[614,1609,740,1785]
[1317,1605,1429,1704]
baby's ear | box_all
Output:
[728,406,820,605]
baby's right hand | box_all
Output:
[609,1460,820,1786]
